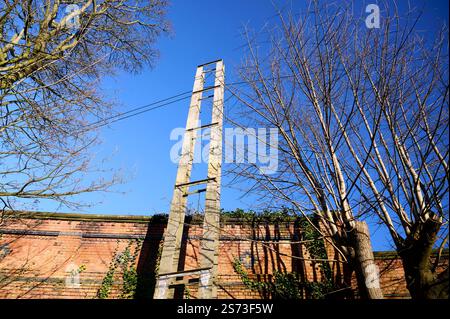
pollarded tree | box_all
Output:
[0,1,170,212]
[228,1,448,299]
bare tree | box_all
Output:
[0,1,169,212]
[228,1,448,299]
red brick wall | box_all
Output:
[0,212,447,299]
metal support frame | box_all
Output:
[153,60,225,299]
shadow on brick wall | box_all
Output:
[134,217,165,299]
[134,216,191,299]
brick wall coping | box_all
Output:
[2,210,448,260]
[1,210,301,224]
[2,210,155,223]
[373,249,448,259]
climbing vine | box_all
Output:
[298,216,335,298]
[184,286,191,299]
[154,239,164,277]
[233,259,269,292]
[232,213,338,299]
[97,239,142,299]
[232,258,307,299]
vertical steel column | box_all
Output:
[153,60,224,299]
[154,66,204,299]
[198,61,224,299]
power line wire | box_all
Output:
[80,93,192,133]
[79,74,296,133]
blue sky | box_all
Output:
[42,0,293,215]
[35,0,449,250]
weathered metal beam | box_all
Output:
[185,122,218,132]
[192,85,220,95]
[198,60,225,299]
[175,177,216,188]
[157,267,212,279]
[197,59,222,67]
[153,65,204,299]
[153,61,224,300]
[183,188,207,197]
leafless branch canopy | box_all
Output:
[0,0,169,210]
[228,1,448,253]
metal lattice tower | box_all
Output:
[153,60,224,299]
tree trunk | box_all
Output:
[402,255,449,299]
[350,221,384,299]
[399,218,448,299]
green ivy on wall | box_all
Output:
[297,216,334,298]
[97,239,142,299]
[232,212,338,299]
